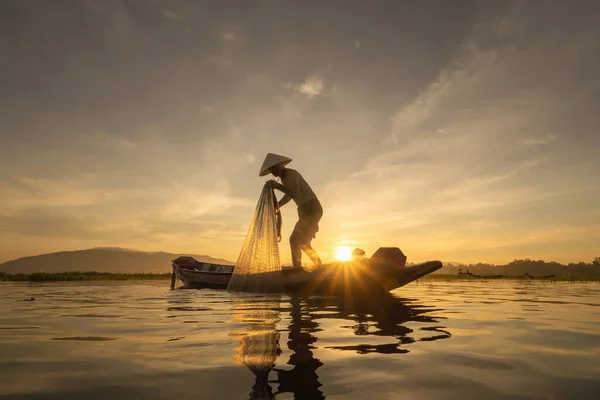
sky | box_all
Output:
[1,0,599,265]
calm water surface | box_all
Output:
[1,280,599,399]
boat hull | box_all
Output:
[175,268,232,288]
[171,248,442,294]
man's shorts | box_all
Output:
[293,199,323,242]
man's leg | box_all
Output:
[300,206,323,266]
[300,241,322,266]
[289,229,304,269]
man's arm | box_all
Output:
[269,180,293,196]
[269,180,294,210]
[278,194,292,209]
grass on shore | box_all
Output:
[0,271,172,282]
[419,274,600,282]
[1,271,598,283]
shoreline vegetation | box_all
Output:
[1,271,599,283]
[417,274,600,282]
[0,271,173,282]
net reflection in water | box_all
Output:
[230,295,282,399]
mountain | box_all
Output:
[0,247,235,274]
[434,258,600,277]
[3,248,598,276]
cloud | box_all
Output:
[0,155,256,249]
[244,153,255,163]
[0,205,251,247]
[0,209,94,239]
[164,9,184,21]
[1,1,598,264]
[320,2,600,263]
[286,76,326,98]
[0,177,110,213]
[207,28,243,67]
[0,180,255,252]
[517,133,556,148]
[86,132,136,152]
[158,189,255,221]
[220,31,236,41]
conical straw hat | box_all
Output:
[258,153,292,176]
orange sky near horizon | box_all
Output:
[1,1,599,265]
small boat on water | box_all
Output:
[170,247,442,294]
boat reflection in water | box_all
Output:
[229,289,451,399]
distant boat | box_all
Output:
[170,247,442,294]
[457,269,504,279]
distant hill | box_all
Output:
[0,247,235,274]
[2,248,599,277]
[434,258,600,277]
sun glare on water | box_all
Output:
[335,246,352,262]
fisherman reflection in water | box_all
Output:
[229,290,452,399]
[260,153,323,270]
[272,296,324,399]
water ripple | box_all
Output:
[0,280,598,400]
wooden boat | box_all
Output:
[171,247,442,294]
[170,256,234,289]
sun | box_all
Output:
[335,246,352,262]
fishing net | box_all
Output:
[228,182,283,293]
